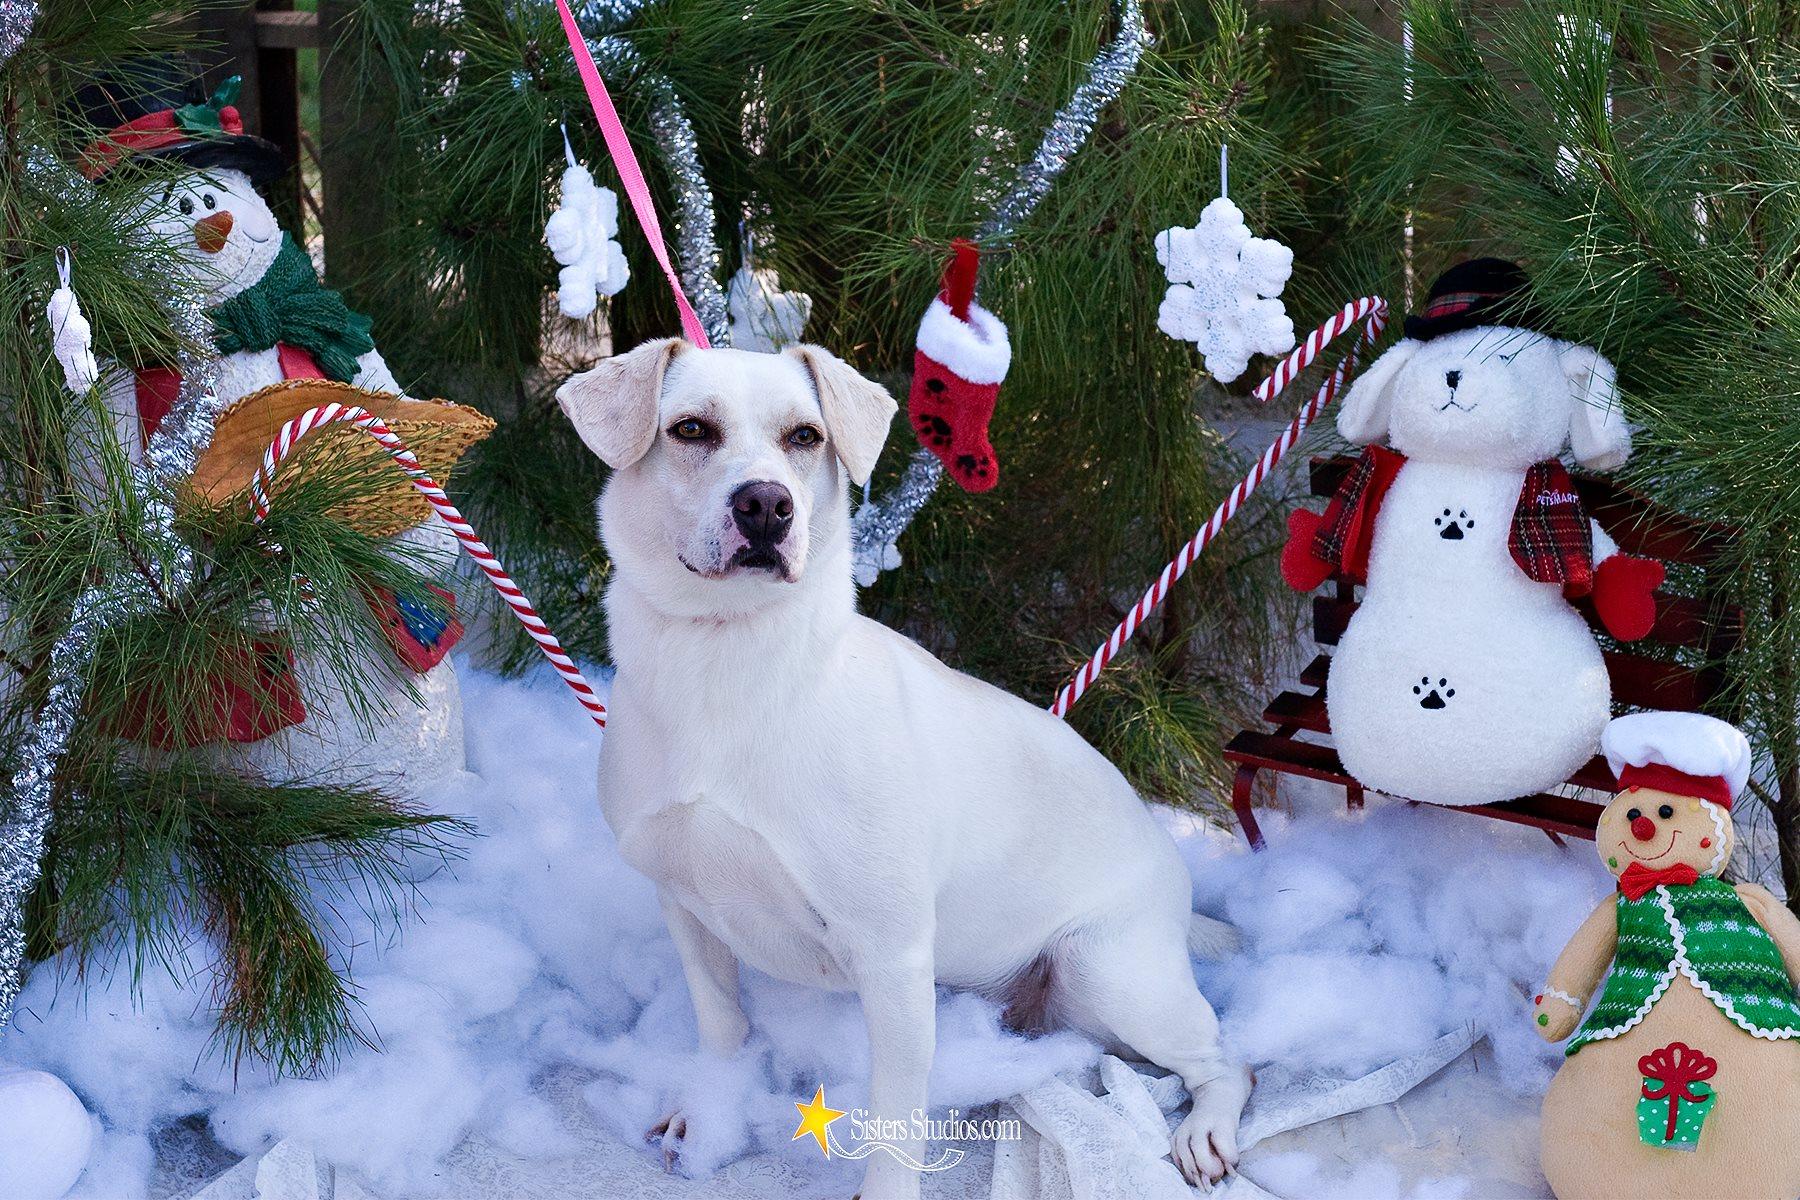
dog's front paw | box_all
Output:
[1171,1066,1252,1188]
[646,1110,689,1173]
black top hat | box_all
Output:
[1403,258,1556,342]
[74,65,285,184]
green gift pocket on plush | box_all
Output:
[1638,1072,1715,1151]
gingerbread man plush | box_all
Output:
[1535,712,1800,1200]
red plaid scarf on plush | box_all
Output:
[1310,447,1595,596]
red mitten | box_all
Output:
[909,239,1010,493]
[1281,508,1336,592]
[1593,554,1665,641]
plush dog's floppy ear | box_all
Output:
[556,337,685,469]
[786,344,897,486]
[1562,342,1630,471]
[1336,338,1418,445]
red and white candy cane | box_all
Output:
[1048,296,1389,718]
[250,402,608,730]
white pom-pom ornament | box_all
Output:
[545,127,630,320]
[1155,148,1295,383]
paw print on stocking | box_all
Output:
[909,239,1010,494]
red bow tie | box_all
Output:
[1618,861,1700,901]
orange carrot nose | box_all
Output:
[1631,815,1658,841]
[194,211,234,253]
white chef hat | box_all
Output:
[1601,711,1752,809]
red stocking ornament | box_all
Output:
[910,239,1011,493]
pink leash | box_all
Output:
[553,0,711,348]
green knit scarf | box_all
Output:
[210,233,375,383]
[1569,875,1800,1055]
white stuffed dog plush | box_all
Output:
[1282,259,1664,807]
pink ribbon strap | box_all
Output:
[553,0,711,348]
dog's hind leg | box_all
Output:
[1053,918,1251,1188]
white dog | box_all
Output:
[557,339,1251,1198]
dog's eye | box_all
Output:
[788,425,823,448]
[669,418,714,442]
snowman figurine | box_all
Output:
[66,74,481,791]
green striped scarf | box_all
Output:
[1569,876,1800,1055]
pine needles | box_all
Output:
[38,760,465,1076]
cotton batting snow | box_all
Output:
[3,663,1644,1197]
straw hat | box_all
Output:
[188,379,495,537]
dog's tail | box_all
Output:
[1187,912,1242,960]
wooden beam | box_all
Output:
[255,10,321,51]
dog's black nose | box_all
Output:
[731,481,794,545]
[1445,369,1462,388]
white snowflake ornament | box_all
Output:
[545,133,629,320]
[727,263,812,352]
[1155,195,1295,383]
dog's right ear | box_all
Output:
[556,337,685,469]
[1335,338,1419,445]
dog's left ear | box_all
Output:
[556,337,685,469]
[1561,342,1630,471]
[786,344,897,486]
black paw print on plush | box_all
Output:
[1412,675,1455,710]
[1433,508,1475,541]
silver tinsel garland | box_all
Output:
[0,0,35,66]
[0,152,227,1032]
[848,0,1149,586]
[571,1,730,346]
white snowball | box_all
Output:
[1155,196,1296,382]
[0,1065,93,1200]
